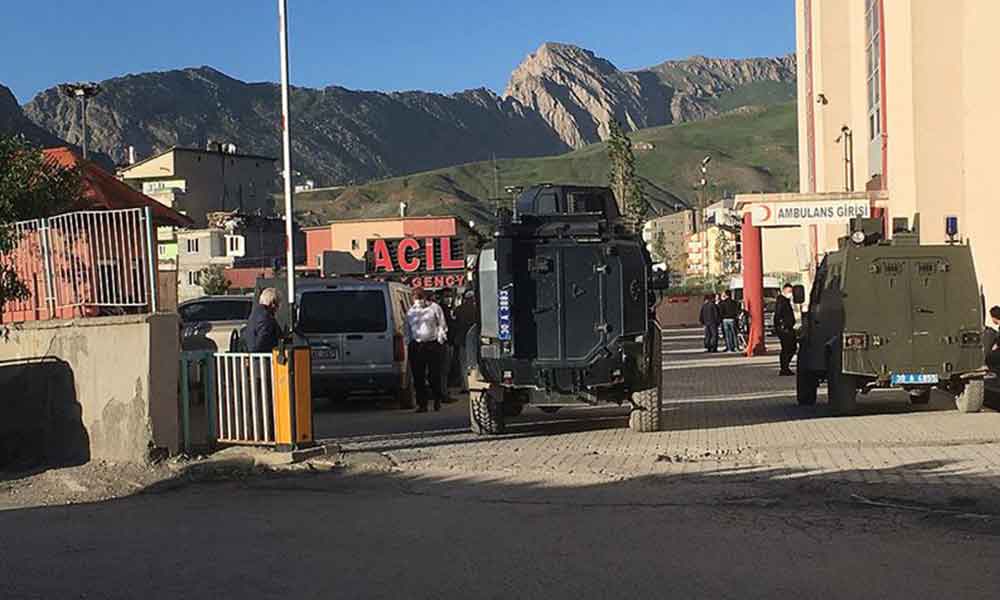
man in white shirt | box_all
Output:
[406,287,448,412]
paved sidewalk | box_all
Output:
[323,327,1000,494]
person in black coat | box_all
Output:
[773,283,797,375]
[244,288,281,353]
[699,294,721,353]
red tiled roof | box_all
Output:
[43,147,193,227]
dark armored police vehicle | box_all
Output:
[470,184,662,434]
[797,216,986,415]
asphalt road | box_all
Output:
[1,469,998,599]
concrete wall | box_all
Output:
[0,314,180,466]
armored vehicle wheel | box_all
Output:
[827,346,858,416]
[539,406,561,414]
[908,389,931,405]
[503,401,525,417]
[796,369,819,406]
[470,387,506,435]
[954,379,985,413]
[629,388,661,433]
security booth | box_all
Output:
[733,191,890,356]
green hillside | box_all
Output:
[293,102,798,226]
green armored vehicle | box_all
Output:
[797,216,986,415]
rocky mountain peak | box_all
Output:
[504,43,796,148]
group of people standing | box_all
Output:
[699,283,799,377]
[404,287,477,413]
[699,290,742,353]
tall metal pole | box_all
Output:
[278,0,296,326]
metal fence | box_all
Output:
[214,352,276,445]
[1,207,158,323]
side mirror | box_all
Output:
[792,284,806,305]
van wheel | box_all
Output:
[470,387,506,435]
[827,344,858,416]
[955,379,985,413]
[797,368,819,406]
[629,388,661,433]
[395,374,416,410]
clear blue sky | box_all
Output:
[1,0,794,103]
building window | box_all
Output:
[351,239,359,250]
[187,271,200,286]
[186,238,200,253]
[226,235,245,257]
[865,0,883,176]
[158,244,168,258]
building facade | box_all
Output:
[119,146,277,226]
[793,0,1000,305]
[175,212,302,301]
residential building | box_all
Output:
[175,212,303,301]
[118,145,278,226]
[780,0,1000,304]
[643,210,696,273]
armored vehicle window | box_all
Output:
[568,192,605,214]
[536,190,559,214]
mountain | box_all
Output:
[20,43,796,187]
[292,102,798,227]
[23,67,569,186]
[505,43,796,148]
[0,84,66,147]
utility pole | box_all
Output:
[60,82,101,159]
[278,0,296,324]
[492,153,500,200]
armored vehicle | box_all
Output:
[469,184,663,435]
[797,216,986,415]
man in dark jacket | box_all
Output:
[774,283,797,376]
[699,294,721,353]
[985,305,1000,372]
[718,290,741,352]
[244,288,281,353]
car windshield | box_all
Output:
[179,299,252,323]
[298,290,387,334]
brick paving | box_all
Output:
[323,327,1000,491]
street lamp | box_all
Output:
[59,82,101,159]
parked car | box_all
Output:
[178,296,253,352]
[293,278,416,408]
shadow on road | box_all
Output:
[2,452,999,599]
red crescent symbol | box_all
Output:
[762,205,772,222]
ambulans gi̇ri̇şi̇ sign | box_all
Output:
[748,201,870,227]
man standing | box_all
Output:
[774,283,797,376]
[699,294,721,353]
[406,288,448,412]
[718,290,740,352]
[985,305,1000,372]
[244,288,281,353]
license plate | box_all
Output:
[891,373,938,385]
[312,348,338,360]
[497,288,513,341]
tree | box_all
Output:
[713,227,739,277]
[606,120,645,233]
[0,134,81,311]
[650,229,669,263]
[199,265,232,295]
